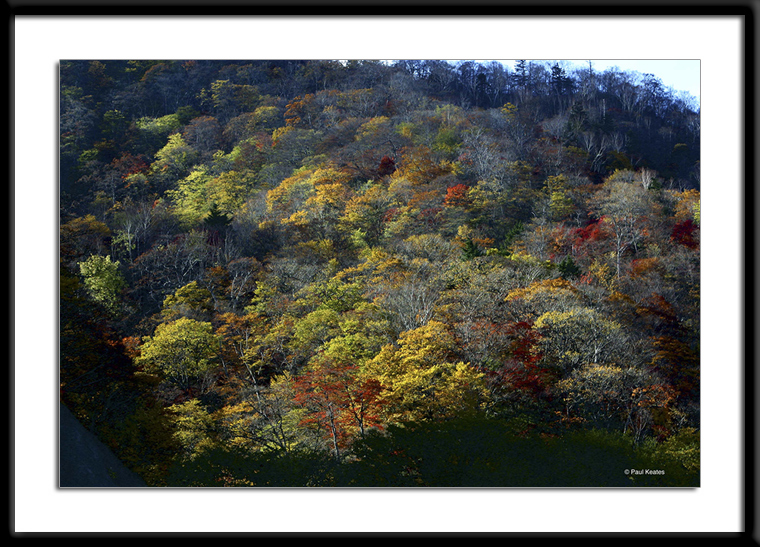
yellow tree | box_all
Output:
[339,183,397,247]
[148,133,199,192]
[167,399,218,462]
[266,166,354,242]
[215,372,306,454]
[159,280,214,323]
[215,311,268,383]
[363,320,488,424]
[503,277,581,322]
[543,174,575,221]
[533,306,629,374]
[166,165,251,229]
[164,165,213,228]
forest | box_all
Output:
[59,59,700,487]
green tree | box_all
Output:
[167,399,218,461]
[136,318,220,391]
[148,133,199,192]
[204,79,262,122]
[134,113,183,154]
[78,254,126,315]
[544,174,575,221]
[461,238,483,260]
[288,307,342,362]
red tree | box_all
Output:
[670,218,699,249]
[293,357,384,459]
[377,155,396,177]
[443,183,471,208]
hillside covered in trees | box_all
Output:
[59,59,700,487]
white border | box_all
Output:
[14,16,743,534]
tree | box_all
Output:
[369,258,443,334]
[335,115,401,180]
[556,364,674,443]
[131,230,214,306]
[134,113,183,155]
[159,280,214,322]
[533,306,631,375]
[543,174,575,221]
[60,215,112,268]
[437,260,518,369]
[164,166,214,229]
[443,183,471,208]
[265,166,354,243]
[591,177,654,277]
[283,93,319,128]
[293,355,384,459]
[215,311,267,382]
[167,399,218,461]
[204,202,233,232]
[288,307,342,363]
[223,107,282,147]
[461,238,483,261]
[671,218,699,250]
[78,254,126,315]
[148,133,199,192]
[363,321,489,424]
[203,79,262,122]
[135,317,220,391]
[339,183,397,248]
[513,59,528,89]
[557,255,581,279]
[182,115,224,158]
[377,155,397,177]
[503,277,582,322]
[109,199,169,264]
[550,63,573,113]
[216,372,304,454]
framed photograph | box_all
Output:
[13,11,748,535]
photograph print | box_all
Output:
[59,59,701,488]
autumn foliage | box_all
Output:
[59,59,700,487]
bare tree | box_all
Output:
[591,180,652,277]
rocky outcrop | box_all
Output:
[59,403,146,488]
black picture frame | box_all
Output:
[9,5,753,538]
